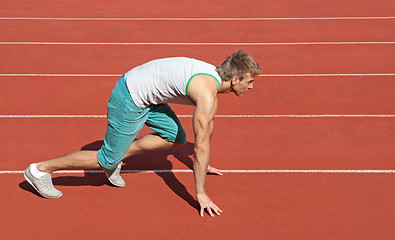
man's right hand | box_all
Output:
[197,192,223,217]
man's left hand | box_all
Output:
[207,165,223,175]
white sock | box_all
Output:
[30,163,48,178]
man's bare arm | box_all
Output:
[192,90,223,217]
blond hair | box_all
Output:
[216,50,261,81]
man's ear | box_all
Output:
[231,76,239,85]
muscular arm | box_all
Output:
[188,74,223,217]
[192,92,217,195]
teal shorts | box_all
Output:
[97,75,186,170]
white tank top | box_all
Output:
[124,57,222,108]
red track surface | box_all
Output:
[1,0,395,239]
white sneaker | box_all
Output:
[24,164,63,199]
[104,161,126,187]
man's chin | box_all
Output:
[235,91,247,97]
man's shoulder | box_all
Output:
[187,74,219,103]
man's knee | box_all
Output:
[97,148,123,170]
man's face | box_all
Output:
[232,73,255,96]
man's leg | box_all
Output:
[36,134,179,173]
[37,150,100,173]
[123,133,182,159]
[124,103,186,159]
[104,103,186,186]
[24,74,133,198]
[23,151,101,199]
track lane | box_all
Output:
[1,76,395,115]
[1,117,394,171]
[2,173,394,239]
[0,45,394,74]
[1,0,395,17]
[1,19,395,42]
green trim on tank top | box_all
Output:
[185,73,222,103]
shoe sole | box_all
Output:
[108,177,126,188]
[24,170,63,199]
[104,163,126,187]
[105,172,126,187]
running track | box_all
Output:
[1,0,395,239]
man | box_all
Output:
[24,50,261,217]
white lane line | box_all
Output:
[0,41,394,45]
[0,115,107,118]
[1,17,395,21]
[0,74,120,77]
[212,115,395,118]
[1,73,395,77]
[2,169,395,174]
[261,73,395,77]
[1,115,395,118]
